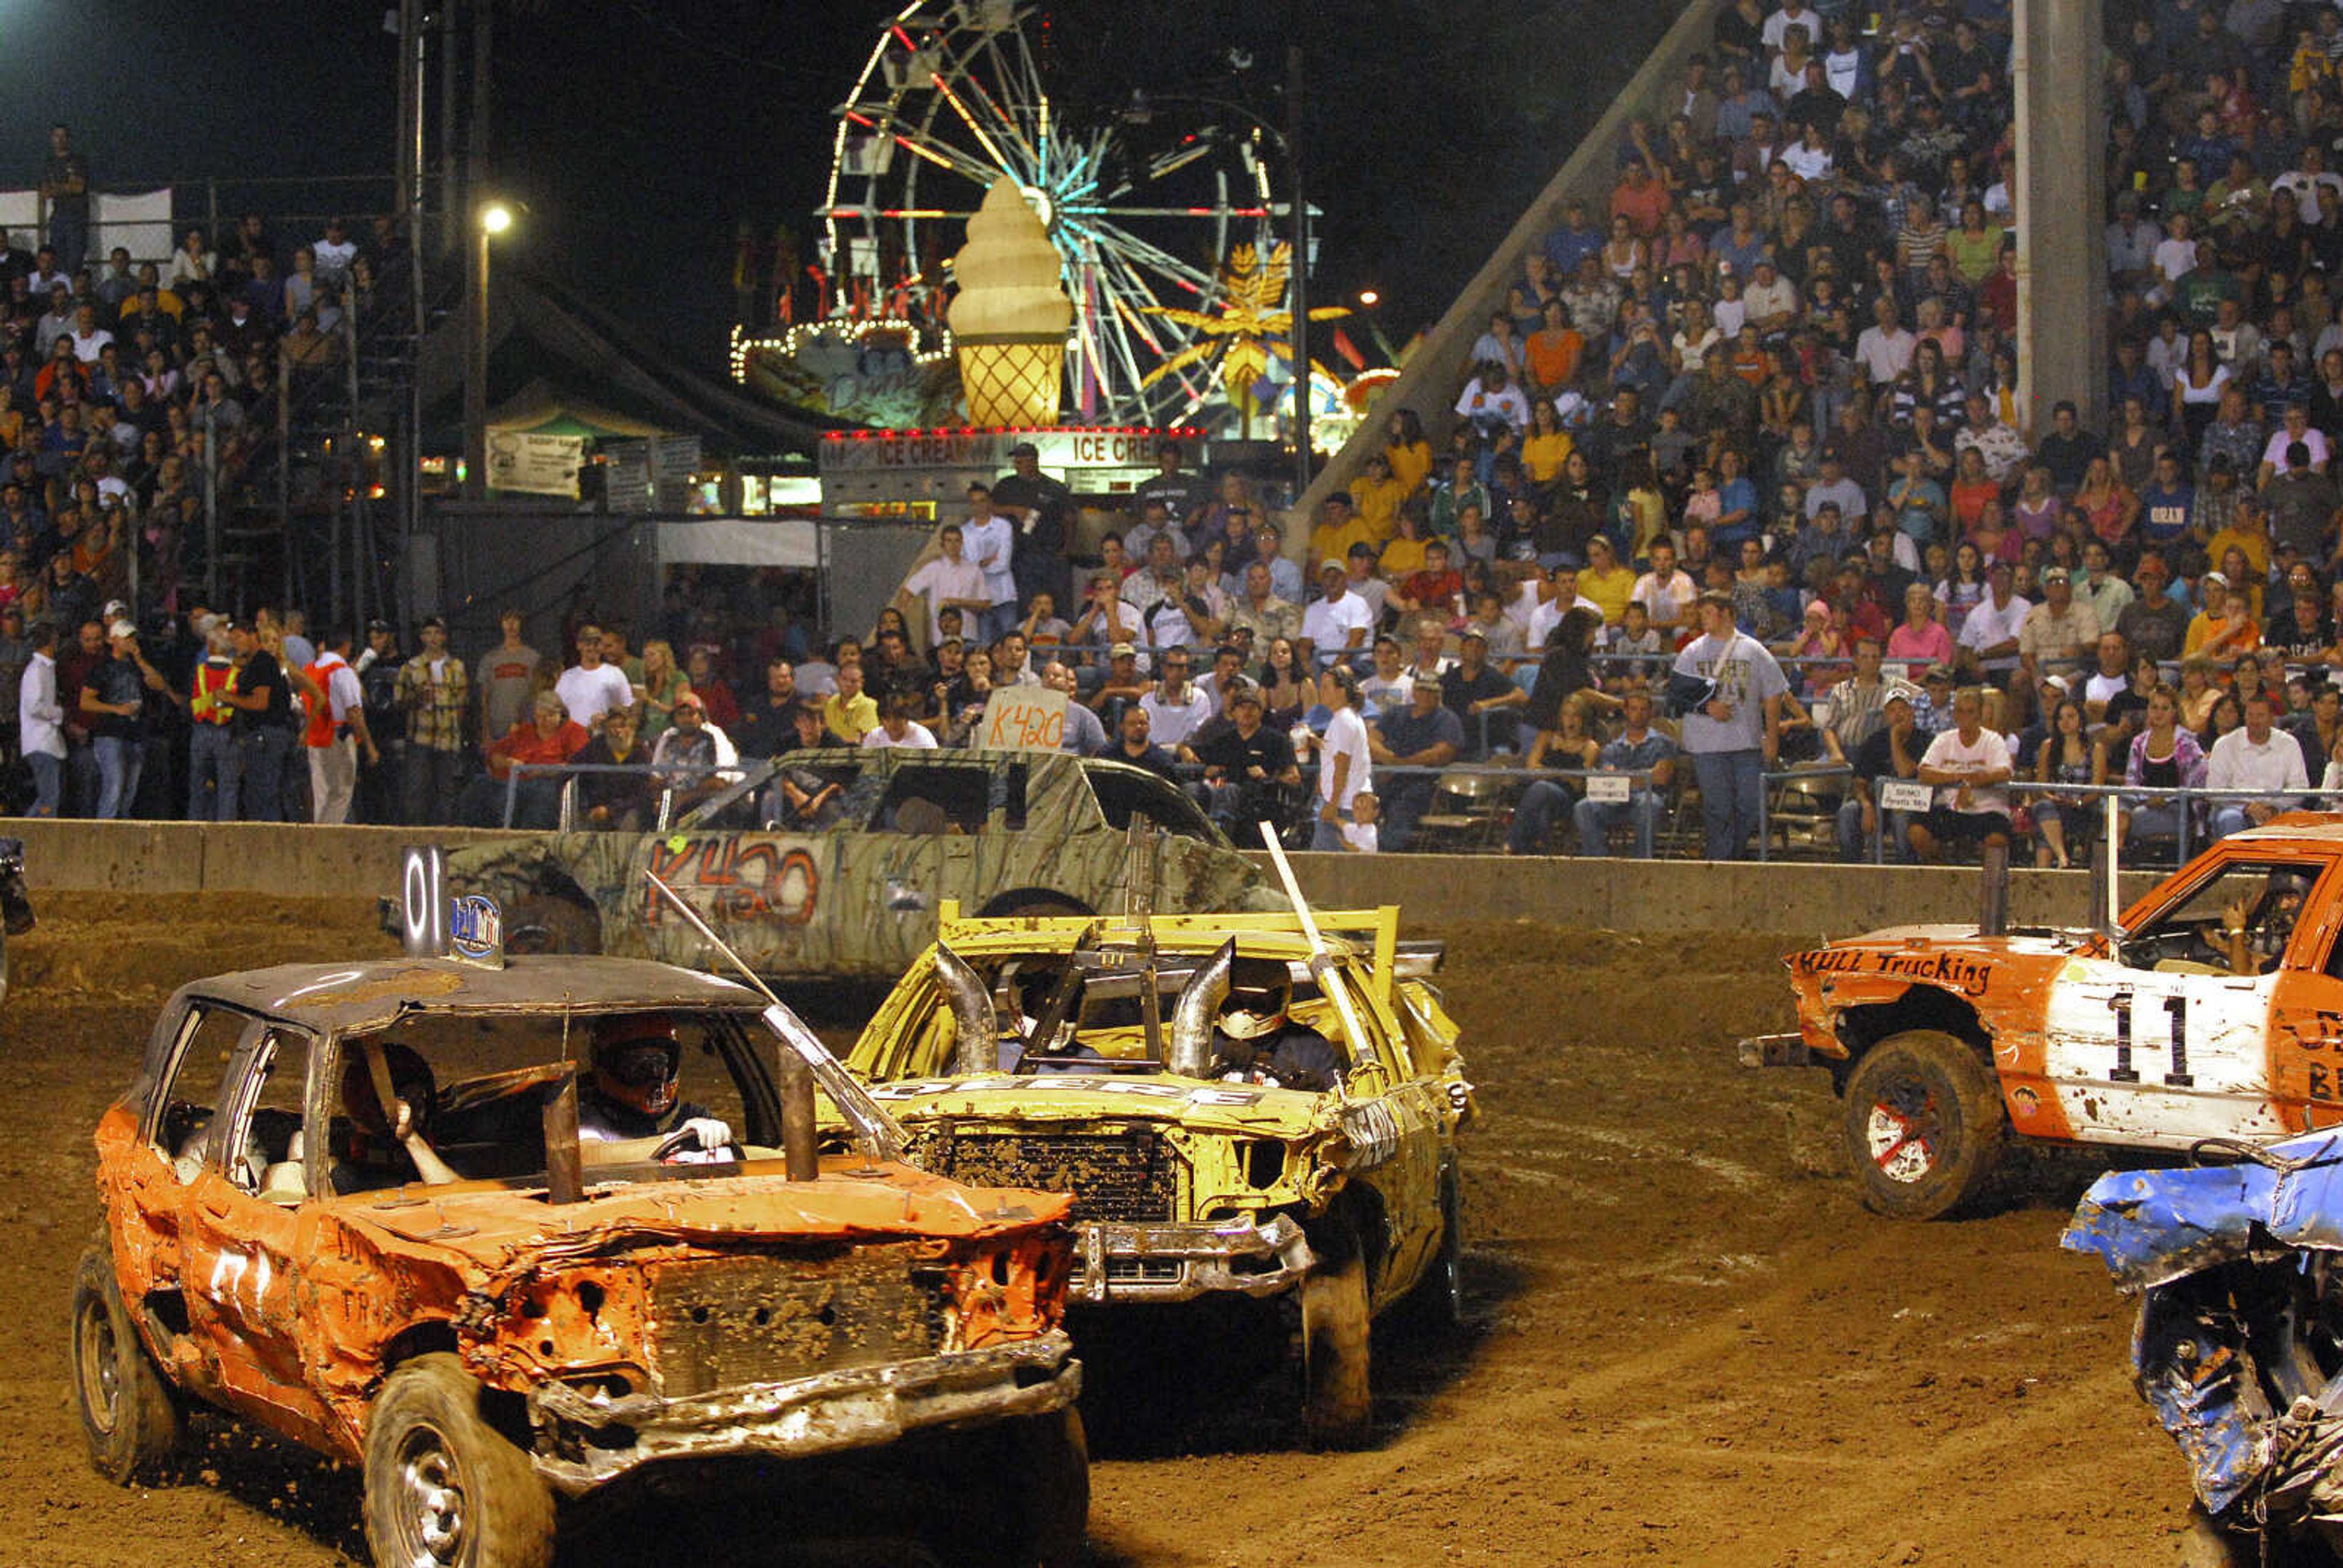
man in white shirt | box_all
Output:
[2206,691,2309,838]
[859,693,939,750]
[1300,560,1373,669]
[2274,145,2343,227]
[1138,649,1215,747]
[1907,686,2014,863]
[1956,560,2030,680]
[959,483,1019,644]
[17,622,62,816]
[305,626,375,825]
[1453,362,1532,434]
[1762,0,1819,52]
[1527,563,1604,651]
[900,523,991,646]
[1631,540,1698,639]
[1854,295,1915,386]
[553,625,636,732]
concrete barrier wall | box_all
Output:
[11,821,514,900]
[1253,852,2166,944]
[12,819,2163,943]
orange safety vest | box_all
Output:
[189,659,234,726]
[302,655,348,748]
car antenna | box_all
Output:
[1256,822,1365,1102]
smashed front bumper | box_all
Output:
[1071,1214,1315,1304]
[526,1329,1078,1494]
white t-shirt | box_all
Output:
[1317,705,1373,811]
[1340,819,1380,852]
[1631,569,1697,627]
[1140,684,1215,747]
[861,721,938,749]
[1955,593,2032,664]
[904,554,987,644]
[554,662,635,728]
[1920,725,2014,814]
[1302,591,1373,654]
[2151,235,2199,286]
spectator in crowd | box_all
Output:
[554,624,633,733]
[1908,686,2015,863]
[1674,589,1787,859]
[392,615,463,825]
[1536,689,1675,857]
[1139,648,1214,749]
[475,609,539,751]
[465,691,588,828]
[1041,659,1107,756]
[1367,675,1464,851]
[2206,690,2309,837]
[1298,664,1372,851]
[571,706,656,830]
[300,625,375,825]
[821,660,879,745]
[1104,702,1179,784]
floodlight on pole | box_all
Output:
[465,199,518,500]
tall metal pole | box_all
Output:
[437,2,460,259]
[465,215,488,500]
[401,0,428,628]
[1286,38,1309,502]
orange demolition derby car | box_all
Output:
[72,942,1087,1568]
[1743,818,2343,1219]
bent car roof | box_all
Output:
[171,955,761,1034]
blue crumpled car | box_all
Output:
[2064,1132,2343,1561]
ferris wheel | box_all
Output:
[821,0,1290,428]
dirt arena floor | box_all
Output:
[0,896,2208,1566]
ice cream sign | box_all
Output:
[820,426,1195,475]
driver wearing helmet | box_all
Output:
[1207,958,1342,1093]
[2208,868,2316,976]
[578,1013,734,1162]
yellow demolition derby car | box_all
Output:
[836,903,1475,1447]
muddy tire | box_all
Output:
[71,1242,184,1485]
[503,894,600,957]
[1840,1029,2006,1220]
[1400,1168,1466,1333]
[362,1353,554,1568]
[1006,1406,1089,1568]
[1300,1223,1373,1449]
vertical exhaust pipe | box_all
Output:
[1978,840,2010,936]
[1168,938,1237,1079]
[779,1052,819,1181]
[543,1071,583,1204]
[934,943,1000,1075]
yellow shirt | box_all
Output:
[2204,525,2270,583]
[1522,431,1575,486]
[1387,439,1434,499]
[1309,514,1378,571]
[1348,473,1407,543]
[1380,536,1431,579]
[821,691,879,742]
[1580,564,1637,624]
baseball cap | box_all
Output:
[1109,641,1136,658]
[1883,680,1921,706]
[1410,674,1444,693]
[1008,440,1039,458]
[420,614,447,630]
[367,617,392,633]
[2203,570,2230,589]
[107,618,135,639]
[2041,566,2070,583]
[1924,663,1955,683]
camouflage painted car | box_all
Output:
[837,905,1475,1448]
[73,951,1087,1568]
[419,747,1272,980]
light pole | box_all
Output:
[464,199,513,500]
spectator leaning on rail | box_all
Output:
[2205,690,2310,840]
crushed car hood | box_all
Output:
[2064,1133,2343,1517]
[332,1157,1071,1273]
[2062,1132,2343,1293]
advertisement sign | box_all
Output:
[486,430,585,498]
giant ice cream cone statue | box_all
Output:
[949,181,1073,427]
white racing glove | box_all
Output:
[679,1116,733,1153]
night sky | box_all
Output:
[1,1,1665,383]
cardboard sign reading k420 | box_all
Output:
[979,686,1067,751]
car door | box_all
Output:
[2039,852,2338,1149]
[1330,963,1446,1305]
[177,1018,338,1452]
